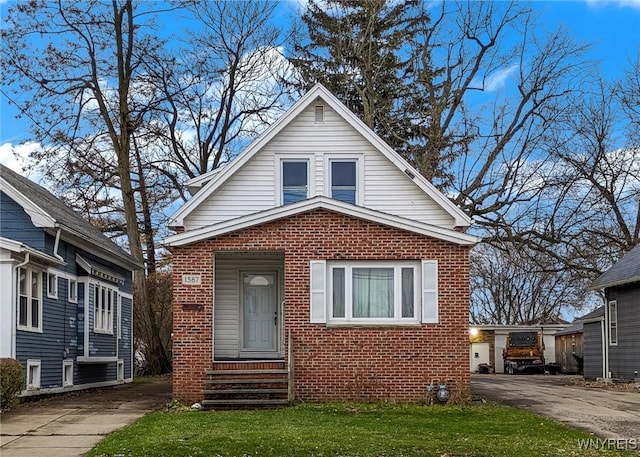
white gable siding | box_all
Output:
[185,103,455,230]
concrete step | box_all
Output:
[204,388,288,395]
[206,369,288,376]
[205,378,287,385]
[202,398,290,406]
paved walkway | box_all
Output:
[472,374,640,440]
[0,378,171,457]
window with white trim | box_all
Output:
[68,278,78,303]
[117,294,122,339]
[63,360,74,387]
[328,262,419,323]
[17,267,42,331]
[94,283,115,334]
[609,300,618,345]
[310,260,439,325]
[330,160,357,204]
[27,359,41,389]
[47,271,58,299]
[314,105,324,123]
[282,160,308,205]
[117,360,124,381]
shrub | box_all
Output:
[1,358,24,411]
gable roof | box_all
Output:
[0,164,140,270]
[576,306,605,322]
[588,243,640,290]
[164,196,479,247]
[169,83,471,229]
[554,321,583,336]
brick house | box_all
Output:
[165,84,478,406]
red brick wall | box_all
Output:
[172,209,471,403]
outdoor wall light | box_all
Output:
[469,327,479,337]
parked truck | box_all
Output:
[503,331,545,374]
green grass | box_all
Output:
[88,403,634,457]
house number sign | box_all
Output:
[182,274,201,285]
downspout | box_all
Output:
[53,228,64,262]
[600,317,606,380]
[604,297,610,379]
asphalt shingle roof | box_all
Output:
[590,243,640,290]
[0,164,140,270]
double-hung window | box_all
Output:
[608,300,618,345]
[47,271,58,299]
[330,160,357,204]
[94,283,115,334]
[18,267,42,331]
[68,278,78,303]
[282,160,308,205]
[329,160,358,205]
[329,262,419,323]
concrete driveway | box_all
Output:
[0,378,171,457]
[472,374,640,440]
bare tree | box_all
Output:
[471,243,585,324]
[144,0,289,190]
[1,0,176,373]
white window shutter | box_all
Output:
[421,260,439,324]
[309,260,327,323]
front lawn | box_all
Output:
[88,403,633,457]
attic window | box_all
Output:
[314,105,324,123]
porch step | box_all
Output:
[202,399,290,406]
[205,378,287,385]
[206,369,288,376]
[204,388,288,395]
[203,366,290,409]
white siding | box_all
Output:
[185,102,455,230]
[214,254,284,359]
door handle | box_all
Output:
[274,312,278,326]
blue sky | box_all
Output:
[1,0,639,170]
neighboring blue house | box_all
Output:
[0,164,140,396]
[588,244,640,381]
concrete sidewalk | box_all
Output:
[0,378,171,457]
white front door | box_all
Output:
[241,272,278,357]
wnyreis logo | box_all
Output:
[577,438,638,451]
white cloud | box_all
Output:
[0,142,40,173]
[586,0,640,9]
[483,65,519,92]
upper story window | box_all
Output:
[68,278,78,303]
[330,160,357,204]
[47,271,58,299]
[608,300,618,345]
[18,267,42,332]
[282,160,308,205]
[314,105,324,123]
[94,283,115,334]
